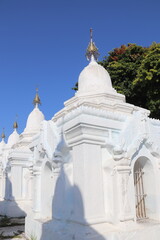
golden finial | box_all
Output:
[33,88,41,107]
[13,114,18,129]
[13,121,18,129]
[1,128,5,139]
[90,28,93,40]
[85,28,100,61]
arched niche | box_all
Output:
[41,161,53,219]
[134,156,157,221]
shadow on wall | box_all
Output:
[40,166,106,240]
[0,171,25,217]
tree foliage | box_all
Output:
[133,43,160,119]
[99,43,160,119]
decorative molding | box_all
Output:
[150,118,160,126]
[54,105,127,128]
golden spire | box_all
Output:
[33,88,41,107]
[1,128,5,139]
[13,114,18,129]
[85,28,100,61]
[13,121,18,129]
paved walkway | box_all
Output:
[0,216,27,239]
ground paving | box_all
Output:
[0,216,27,240]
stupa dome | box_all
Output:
[77,29,114,96]
[24,89,44,133]
[0,130,6,150]
[77,59,114,95]
[7,129,19,147]
[0,139,5,151]
[24,107,44,133]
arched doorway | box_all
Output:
[134,157,156,220]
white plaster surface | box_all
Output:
[24,106,44,133]
[7,129,19,147]
[78,59,115,95]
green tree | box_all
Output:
[100,43,160,119]
[99,44,148,105]
[133,43,160,118]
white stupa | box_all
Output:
[24,90,44,134]
[7,121,19,148]
[77,30,114,95]
[17,89,45,146]
[0,90,45,217]
[0,130,6,151]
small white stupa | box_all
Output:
[7,121,19,148]
[0,90,45,217]
[0,130,6,202]
[0,130,6,151]
[24,89,44,134]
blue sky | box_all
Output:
[0,0,160,139]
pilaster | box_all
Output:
[33,166,42,218]
[64,113,109,224]
[115,162,134,222]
